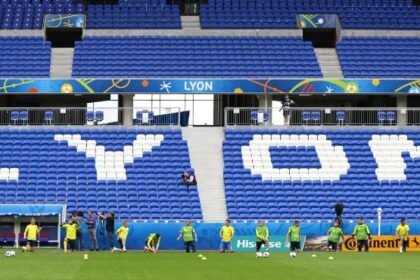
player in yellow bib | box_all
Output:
[22,217,42,252]
[144,233,161,253]
[396,218,410,253]
[219,219,235,253]
[62,218,78,253]
[113,221,129,253]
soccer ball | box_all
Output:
[263,252,270,258]
[256,252,263,258]
[5,251,15,257]
[289,252,296,258]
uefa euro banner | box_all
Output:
[232,236,306,252]
[297,14,338,29]
[342,236,420,252]
[44,14,85,29]
[0,79,419,95]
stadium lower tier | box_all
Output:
[224,128,420,220]
[0,128,202,221]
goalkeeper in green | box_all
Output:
[327,221,344,252]
[352,217,371,252]
[255,220,269,254]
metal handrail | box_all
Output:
[0,107,182,126]
[225,107,419,127]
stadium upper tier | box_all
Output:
[0,36,50,77]
[0,128,202,221]
[201,0,420,30]
[72,36,322,77]
[1,0,418,30]
[0,0,180,29]
[0,0,84,29]
[224,129,420,220]
[337,37,420,78]
[86,0,181,29]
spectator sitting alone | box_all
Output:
[181,171,197,189]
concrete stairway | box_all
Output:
[50,48,74,78]
[181,16,201,30]
[182,127,227,222]
[314,48,344,78]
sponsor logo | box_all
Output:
[232,236,306,252]
[236,240,283,249]
[342,235,420,252]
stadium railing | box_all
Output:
[224,107,419,126]
[0,107,181,126]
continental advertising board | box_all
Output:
[342,235,420,252]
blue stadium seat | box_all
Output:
[72,36,322,78]
[224,128,420,220]
[201,1,419,30]
[337,37,420,78]
[0,127,202,221]
[0,37,50,77]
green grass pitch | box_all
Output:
[1,249,419,280]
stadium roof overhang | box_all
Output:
[0,78,418,95]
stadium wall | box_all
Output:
[82,222,420,250]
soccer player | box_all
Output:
[396,218,410,253]
[62,218,77,253]
[256,219,269,254]
[113,221,129,252]
[144,233,161,253]
[177,219,198,253]
[327,221,344,252]
[286,220,301,255]
[22,217,42,252]
[352,217,371,252]
[219,219,235,253]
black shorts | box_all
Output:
[357,239,369,252]
[328,241,338,250]
[256,240,266,251]
[67,239,76,250]
[27,240,37,247]
[402,239,409,250]
[290,241,300,251]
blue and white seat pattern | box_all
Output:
[224,129,420,220]
[242,134,349,181]
[0,128,202,221]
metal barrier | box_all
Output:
[0,107,181,126]
[225,107,420,126]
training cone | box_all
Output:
[84,254,89,260]
[312,254,317,258]
[328,256,334,260]
[201,257,207,261]
[198,254,203,258]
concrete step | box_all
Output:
[314,47,344,78]
[50,65,72,69]
[322,65,343,70]
[50,47,74,78]
[181,16,200,23]
[182,127,227,222]
[181,16,200,29]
